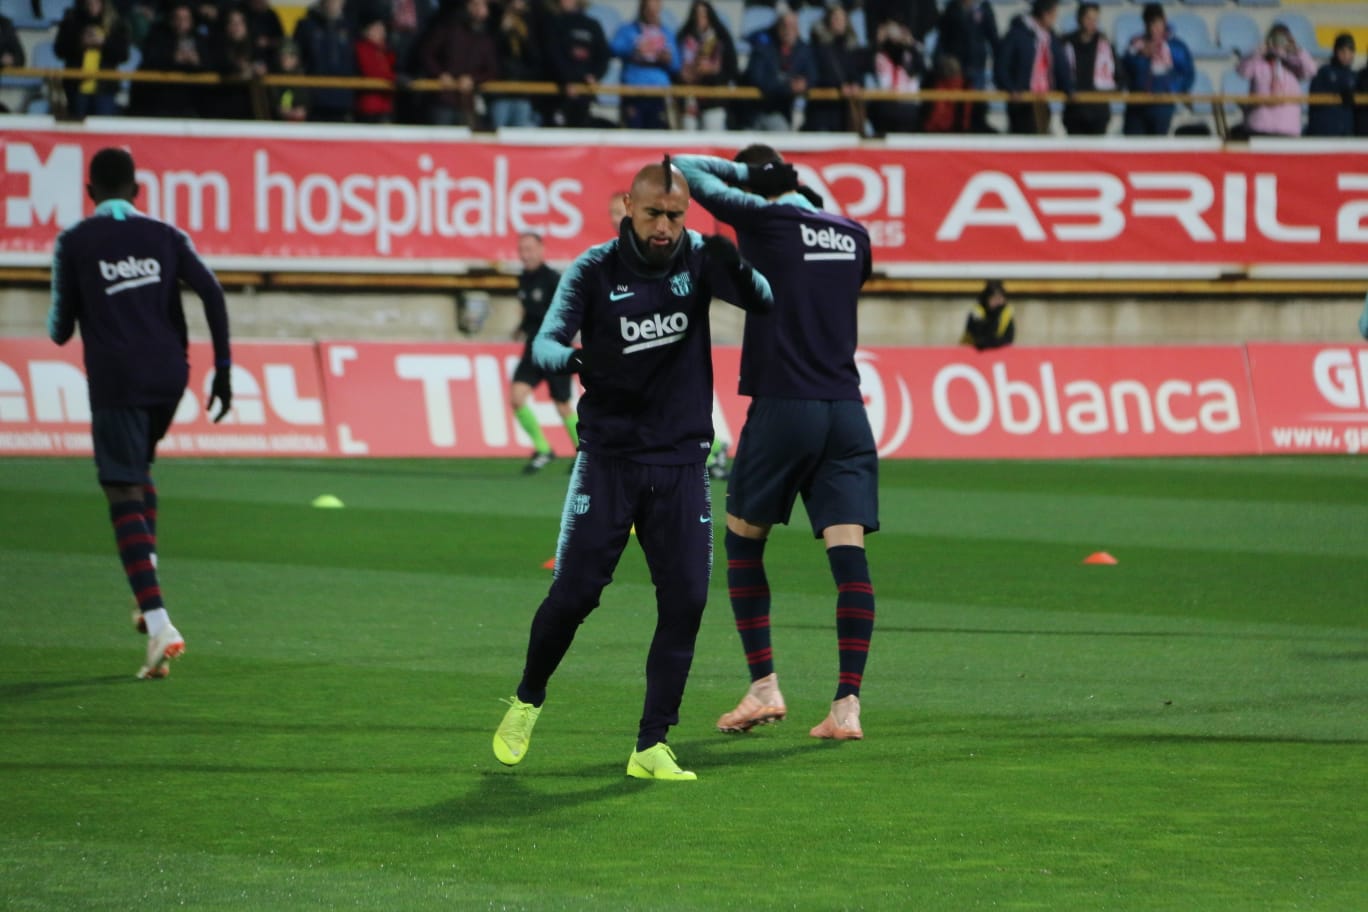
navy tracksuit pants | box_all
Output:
[519,451,714,748]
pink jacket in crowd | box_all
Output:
[1236,45,1318,136]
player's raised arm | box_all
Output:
[47,231,78,345]
[673,153,803,229]
[532,244,601,374]
[698,233,773,314]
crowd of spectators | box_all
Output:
[3,0,1367,134]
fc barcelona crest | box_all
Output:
[569,493,591,515]
[669,273,692,297]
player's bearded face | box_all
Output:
[627,185,688,267]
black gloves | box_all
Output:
[207,366,232,423]
[566,349,590,374]
[702,234,744,272]
[746,160,800,198]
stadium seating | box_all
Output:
[0,0,44,29]
[1172,11,1230,59]
[847,7,866,46]
[1236,0,1281,9]
[1216,11,1262,55]
[1220,67,1248,119]
[1112,11,1142,49]
[587,3,623,42]
[1275,10,1331,57]
[1181,0,1226,8]
[797,5,823,42]
[739,3,776,41]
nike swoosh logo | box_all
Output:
[699,515,711,523]
[609,291,635,301]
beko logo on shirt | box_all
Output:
[620,312,688,353]
[99,257,164,296]
[800,224,857,261]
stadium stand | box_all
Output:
[1171,11,1230,60]
[1217,11,1263,54]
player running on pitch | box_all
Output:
[49,147,233,680]
[510,232,578,473]
[675,147,877,741]
[492,157,773,781]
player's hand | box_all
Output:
[207,367,232,423]
[566,349,591,374]
[702,234,743,271]
[746,160,799,198]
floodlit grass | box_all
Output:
[2,456,1366,911]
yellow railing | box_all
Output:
[6,65,1367,138]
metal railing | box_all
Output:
[5,65,1367,138]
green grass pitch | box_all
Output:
[2,456,1366,911]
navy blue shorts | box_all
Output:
[92,404,178,486]
[512,346,572,403]
[725,398,879,538]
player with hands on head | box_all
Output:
[48,147,232,680]
[492,155,773,782]
[674,146,879,743]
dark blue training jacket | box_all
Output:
[49,199,230,410]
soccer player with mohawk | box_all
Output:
[675,146,878,741]
[492,156,774,781]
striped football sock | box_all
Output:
[725,530,773,681]
[828,545,875,700]
[110,500,165,616]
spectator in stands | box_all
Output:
[867,18,924,135]
[1358,59,1368,137]
[245,0,287,68]
[1307,34,1357,137]
[54,0,130,118]
[415,0,496,125]
[922,53,974,133]
[543,0,609,127]
[270,38,310,119]
[676,0,738,131]
[354,13,397,122]
[0,11,25,77]
[1233,22,1317,138]
[1061,1,1117,136]
[295,0,357,121]
[610,0,679,129]
[124,2,156,47]
[489,0,542,127]
[864,0,937,46]
[961,280,1015,351]
[804,2,864,133]
[195,1,223,41]
[1119,3,1193,136]
[995,0,1070,135]
[936,0,999,133]
[133,2,209,118]
[740,6,815,131]
[212,5,266,119]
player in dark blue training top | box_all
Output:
[510,232,577,474]
[48,147,232,681]
[492,157,773,781]
[675,147,878,741]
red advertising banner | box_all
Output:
[0,338,331,457]
[7,337,1346,460]
[3,124,1366,276]
[847,345,1259,458]
[1246,343,1368,455]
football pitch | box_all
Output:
[2,455,1366,911]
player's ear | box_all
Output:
[85,183,97,205]
[129,183,140,204]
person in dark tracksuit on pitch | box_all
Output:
[675,147,877,742]
[49,147,233,681]
[492,157,774,782]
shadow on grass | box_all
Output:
[0,675,131,700]
[405,737,831,828]
[784,623,1366,643]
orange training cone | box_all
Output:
[1083,552,1118,565]
[542,556,556,570]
